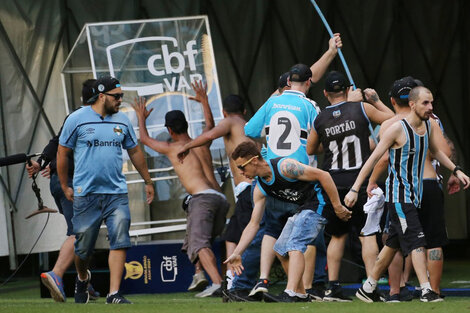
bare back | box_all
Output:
[166,140,216,194]
[220,115,253,186]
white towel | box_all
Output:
[363,187,385,213]
[361,187,385,236]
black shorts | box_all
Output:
[385,202,426,256]
[418,179,448,249]
[323,188,367,237]
[221,187,253,243]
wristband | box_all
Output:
[453,165,462,176]
[144,179,153,185]
[350,188,358,193]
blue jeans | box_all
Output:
[50,173,74,236]
[73,194,131,259]
[274,210,327,256]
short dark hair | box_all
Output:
[82,79,97,104]
[165,110,188,134]
[289,64,312,82]
[232,141,261,160]
[409,86,430,103]
[223,95,244,114]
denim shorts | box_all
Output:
[273,210,327,257]
[72,194,131,259]
[264,196,299,239]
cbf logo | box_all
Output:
[160,256,178,282]
[106,37,204,96]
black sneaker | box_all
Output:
[399,286,413,302]
[106,292,132,304]
[295,294,310,302]
[263,291,298,303]
[74,274,90,304]
[323,285,352,302]
[86,270,100,300]
[225,289,262,302]
[420,290,444,302]
[385,293,400,303]
[306,283,325,301]
[356,286,384,303]
[248,279,269,297]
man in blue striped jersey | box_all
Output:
[344,86,470,303]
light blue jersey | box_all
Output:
[244,90,319,164]
[59,106,137,196]
[385,119,430,207]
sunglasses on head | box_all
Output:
[237,155,258,171]
[104,92,124,100]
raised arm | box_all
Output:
[127,145,155,204]
[310,33,341,83]
[132,97,171,154]
[363,89,394,124]
[224,185,265,275]
[190,81,214,133]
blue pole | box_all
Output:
[310,0,378,144]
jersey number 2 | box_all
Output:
[277,117,291,150]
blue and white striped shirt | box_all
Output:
[385,119,431,207]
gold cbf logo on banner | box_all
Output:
[124,256,152,284]
[124,261,143,280]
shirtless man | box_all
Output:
[177,95,255,289]
[132,82,230,298]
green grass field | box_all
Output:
[1,260,470,313]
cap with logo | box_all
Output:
[289,64,312,82]
[87,76,121,104]
[324,71,351,92]
[164,110,188,129]
[389,76,419,99]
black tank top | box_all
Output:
[314,101,371,188]
[257,157,314,205]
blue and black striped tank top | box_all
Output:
[385,119,431,207]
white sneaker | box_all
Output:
[188,272,209,291]
[195,284,222,298]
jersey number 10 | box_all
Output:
[328,134,363,170]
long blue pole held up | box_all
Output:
[310,0,378,144]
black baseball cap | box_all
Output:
[87,76,121,104]
[164,110,187,128]
[278,72,290,88]
[325,71,351,92]
[389,76,419,99]
[289,64,312,82]
[81,79,97,104]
